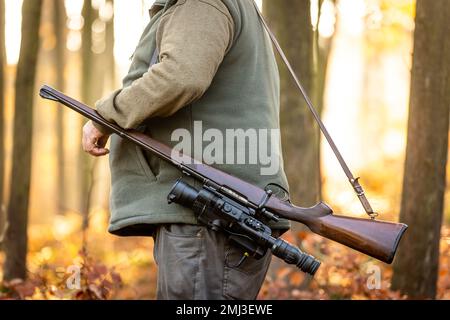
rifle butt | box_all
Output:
[306,214,407,264]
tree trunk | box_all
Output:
[263,0,320,209]
[82,0,96,106]
[79,0,97,222]
[103,0,115,91]
[0,0,6,239]
[312,0,335,199]
[53,0,67,214]
[3,0,43,281]
[391,0,450,299]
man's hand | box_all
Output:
[82,121,111,157]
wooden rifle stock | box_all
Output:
[265,199,407,263]
[39,85,408,264]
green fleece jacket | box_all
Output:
[95,0,290,236]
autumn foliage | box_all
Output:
[1,212,448,300]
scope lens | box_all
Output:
[297,254,321,275]
[167,180,200,207]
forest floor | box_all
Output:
[0,211,449,300]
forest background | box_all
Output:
[0,0,449,300]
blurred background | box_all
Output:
[0,0,449,300]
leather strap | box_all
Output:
[253,1,378,219]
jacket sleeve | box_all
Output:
[94,0,234,131]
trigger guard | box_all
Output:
[265,183,290,202]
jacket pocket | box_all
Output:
[161,224,203,238]
[134,146,158,182]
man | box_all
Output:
[82,0,290,300]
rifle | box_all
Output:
[40,85,407,274]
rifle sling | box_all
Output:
[253,1,378,219]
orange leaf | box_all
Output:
[289,272,305,287]
[276,267,291,279]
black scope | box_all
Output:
[167,179,200,208]
[167,180,321,275]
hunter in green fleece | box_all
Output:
[82,0,290,299]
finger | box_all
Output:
[90,137,109,156]
[89,147,110,157]
[82,129,94,152]
[84,136,98,153]
[96,135,110,148]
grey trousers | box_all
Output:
[152,224,273,300]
